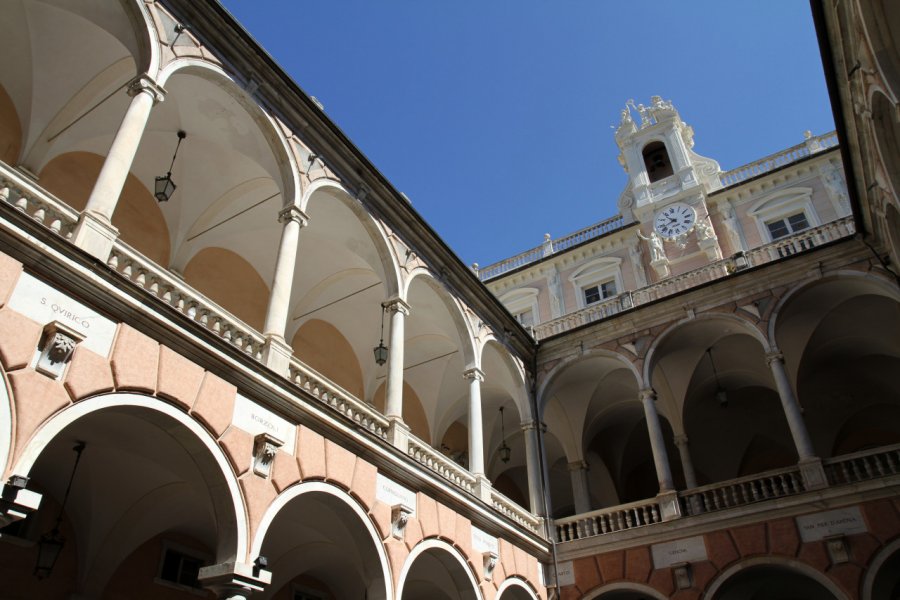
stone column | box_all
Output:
[568,461,591,514]
[73,75,165,260]
[673,435,698,489]
[463,368,486,477]
[384,298,410,420]
[766,350,827,489]
[262,206,308,374]
[640,389,674,492]
[521,420,544,515]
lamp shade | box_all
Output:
[373,341,388,366]
[34,529,64,580]
[155,174,176,202]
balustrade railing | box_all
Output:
[288,358,390,440]
[477,215,626,281]
[0,163,78,239]
[533,217,856,340]
[718,131,839,187]
[408,435,476,493]
[107,243,266,361]
[555,497,663,542]
[680,466,805,517]
[824,443,900,486]
[491,489,541,534]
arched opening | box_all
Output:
[254,485,389,600]
[496,579,537,600]
[373,381,430,444]
[0,397,242,598]
[710,563,840,600]
[292,319,364,400]
[642,141,673,183]
[399,544,478,600]
[774,276,900,458]
[860,2,900,99]
[872,93,900,200]
[866,542,900,600]
[583,582,667,600]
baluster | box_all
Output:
[849,459,863,482]
[651,504,660,522]
[839,462,852,484]
[14,193,28,211]
[32,206,46,224]
[122,261,133,279]
[874,454,887,477]
[0,186,9,204]
[148,278,160,296]
[49,217,62,233]
[624,510,633,529]
[135,270,146,288]
[886,451,899,474]
[862,456,876,479]
[107,253,119,270]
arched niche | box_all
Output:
[183,247,270,331]
[583,581,668,600]
[38,151,170,265]
[707,559,847,600]
[292,318,364,400]
[6,394,246,598]
[496,577,539,600]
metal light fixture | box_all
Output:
[373,304,388,366]
[34,442,85,580]
[707,347,728,408]
[155,130,186,202]
[498,406,511,463]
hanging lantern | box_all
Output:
[373,304,388,366]
[154,130,186,202]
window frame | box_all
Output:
[749,187,820,243]
[569,258,624,310]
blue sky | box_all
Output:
[220,1,834,267]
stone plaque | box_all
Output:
[471,526,498,554]
[796,507,867,542]
[8,272,116,357]
[375,474,416,515]
[553,561,575,587]
[651,536,708,568]
[232,394,296,454]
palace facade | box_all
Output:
[0,1,897,599]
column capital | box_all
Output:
[673,434,689,447]
[567,460,589,472]
[463,367,485,382]
[765,350,785,366]
[127,74,166,103]
[383,298,411,316]
[278,205,309,227]
[198,561,270,599]
[639,388,657,402]
[520,420,546,433]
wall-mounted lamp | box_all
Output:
[34,442,85,580]
[155,130,186,202]
[373,304,388,366]
[498,406,511,463]
[707,347,728,408]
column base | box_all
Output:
[262,335,293,376]
[387,418,410,453]
[656,489,683,522]
[0,482,42,528]
[799,457,828,491]
[72,211,119,262]
[199,561,271,599]
[474,474,492,503]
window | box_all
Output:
[514,308,534,327]
[765,212,809,240]
[583,280,617,305]
[158,546,207,590]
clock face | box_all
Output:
[654,203,696,238]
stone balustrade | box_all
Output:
[823,443,900,486]
[718,131,839,187]
[288,357,390,440]
[0,162,79,239]
[491,488,542,534]
[408,435,477,494]
[680,465,805,517]
[554,497,663,542]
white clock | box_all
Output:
[654,202,696,239]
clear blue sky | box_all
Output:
[219,1,834,268]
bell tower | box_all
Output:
[614,97,725,277]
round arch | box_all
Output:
[404,268,478,368]
[156,57,300,209]
[396,538,482,600]
[862,536,900,600]
[11,393,248,565]
[537,348,642,417]
[860,2,900,101]
[0,367,11,479]
[300,177,401,299]
[643,312,769,388]
[478,337,531,422]
[766,269,900,348]
[703,556,850,600]
[250,480,392,600]
[583,581,668,600]
[496,576,540,600]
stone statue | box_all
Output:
[695,217,715,241]
[721,203,744,252]
[637,229,666,262]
